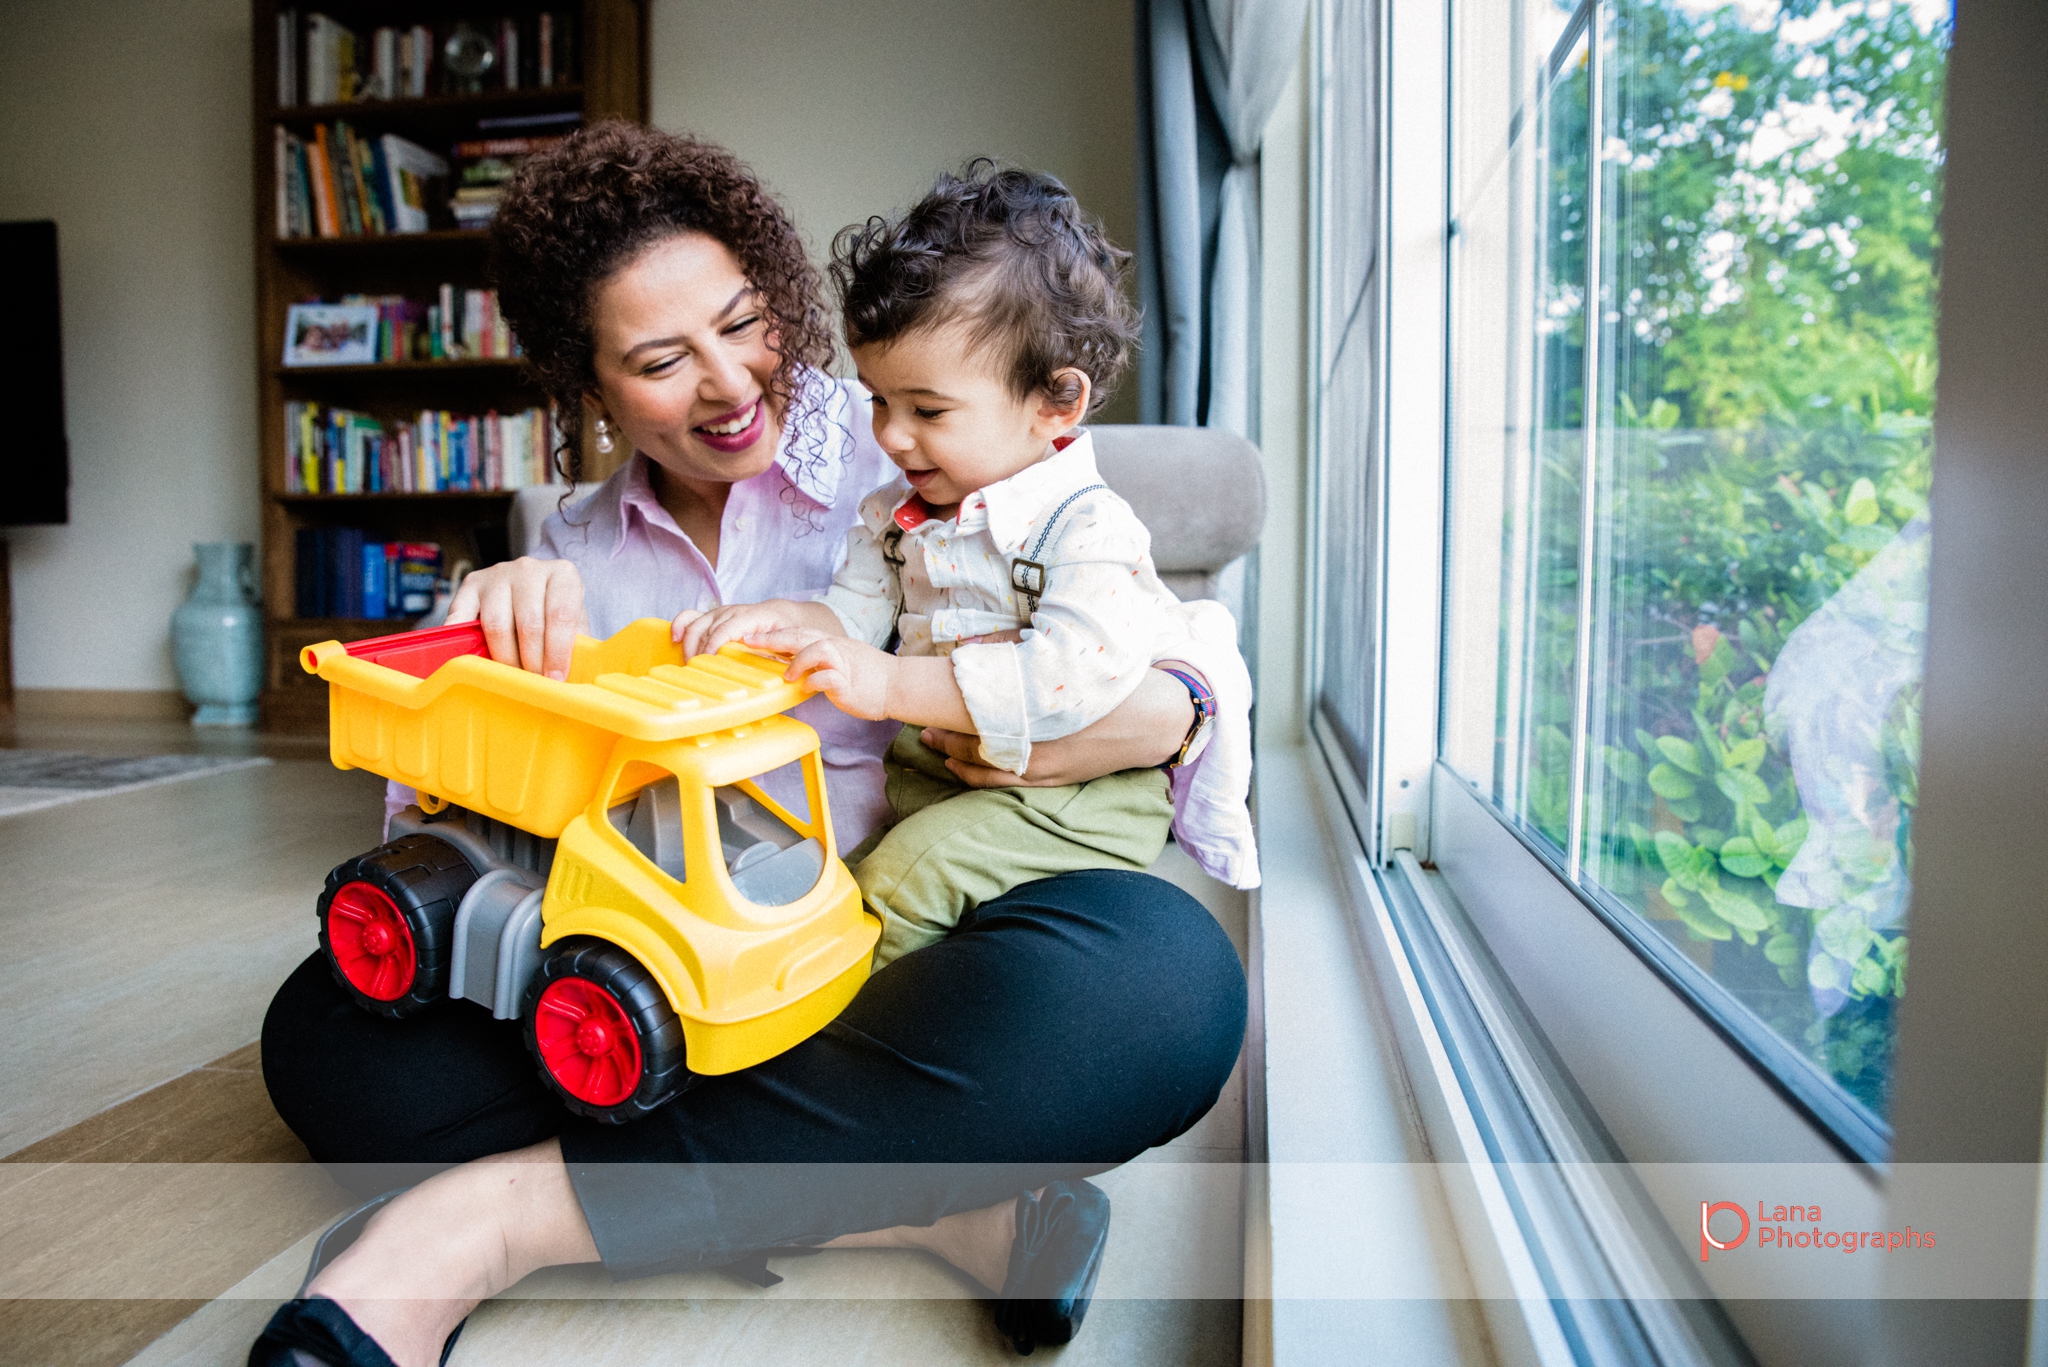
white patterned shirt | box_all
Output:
[820,428,1260,888]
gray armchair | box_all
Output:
[1090,424,1266,611]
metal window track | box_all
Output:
[1330,738,1760,1364]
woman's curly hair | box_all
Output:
[489,121,834,484]
[830,160,1138,416]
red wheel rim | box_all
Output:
[327,882,417,1001]
[534,977,644,1106]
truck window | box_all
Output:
[713,776,825,909]
[604,765,826,909]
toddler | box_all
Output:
[676,163,1258,966]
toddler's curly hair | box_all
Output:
[830,161,1138,416]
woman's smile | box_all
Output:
[693,397,766,452]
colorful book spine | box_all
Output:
[345,125,383,234]
[361,541,387,619]
[306,127,339,237]
[396,543,441,615]
[333,125,364,235]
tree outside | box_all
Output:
[1516,0,1948,1117]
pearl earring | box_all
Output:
[594,418,615,454]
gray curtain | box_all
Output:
[1136,0,1310,436]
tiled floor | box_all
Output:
[0,715,1249,1367]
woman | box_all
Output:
[255,124,1247,1367]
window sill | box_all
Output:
[1246,743,1494,1366]
[1251,744,1762,1367]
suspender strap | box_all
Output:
[879,527,907,653]
[1009,483,1108,615]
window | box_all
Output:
[1310,0,1951,1168]
[1439,0,1949,1136]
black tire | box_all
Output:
[317,834,478,1019]
[523,937,689,1123]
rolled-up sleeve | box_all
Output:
[949,519,1157,775]
[818,521,901,649]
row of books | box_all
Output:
[295,533,444,620]
[450,135,565,229]
[285,404,563,494]
[278,124,569,238]
[283,288,517,366]
[278,11,580,106]
[277,123,445,238]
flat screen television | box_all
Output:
[1,219,70,526]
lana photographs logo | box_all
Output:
[1699,1201,1938,1262]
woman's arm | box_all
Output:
[920,665,1198,788]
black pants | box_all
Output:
[262,869,1247,1277]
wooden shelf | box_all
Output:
[265,85,584,124]
[254,0,647,734]
[278,489,521,502]
[274,229,490,252]
[277,358,526,377]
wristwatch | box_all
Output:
[1158,666,1217,770]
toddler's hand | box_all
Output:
[672,600,804,659]
[744,625,897,721]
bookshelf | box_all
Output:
[251,1,646,731]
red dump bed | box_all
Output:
[342,621,491,680]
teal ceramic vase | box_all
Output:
[172,542,263,726]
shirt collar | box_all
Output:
[875,430,1100,552]
[970,429,1101,554]
[608,371,853,556]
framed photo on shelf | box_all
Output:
[283,303,378,367]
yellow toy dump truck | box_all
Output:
[300,618,879,1122]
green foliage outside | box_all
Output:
[1514,0,1947,1116]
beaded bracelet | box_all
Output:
[1159,666,1218,770]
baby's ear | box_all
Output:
[1036,368,1092,430]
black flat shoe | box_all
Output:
[248,1193,465,1366]
[993,1179,1112,1355]
[249,1297,397,1367]
[301,1193,404,1296]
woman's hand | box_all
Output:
[446,558,587,680]
[672,598,840,659]
[921,665,1199,788]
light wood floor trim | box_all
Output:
[12,689,190,722]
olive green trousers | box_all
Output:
[850,725,1175,967]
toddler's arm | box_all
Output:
[741,626,976,734]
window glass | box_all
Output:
[1506,25,1591,848]
[1443,1,1589,804]
[1313,0,1383,783]
[1444,0,1948,1121]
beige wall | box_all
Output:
[649,0,1140,421]
[0,0,259,692]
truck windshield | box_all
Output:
[605,765,825,908]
